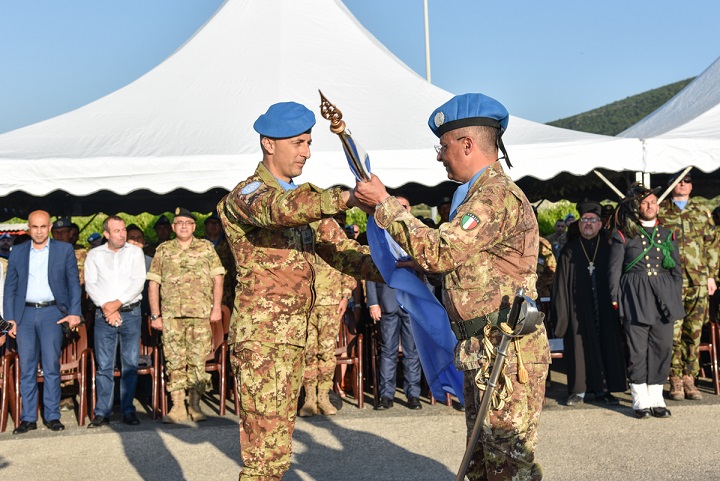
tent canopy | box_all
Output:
[0,0,665,218]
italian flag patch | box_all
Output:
[461,213,480,230]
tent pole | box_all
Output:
[593,170,625,200]
[423,0,431,82]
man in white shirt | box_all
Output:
[84,215,147,427]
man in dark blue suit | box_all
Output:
[366,197,423,411]
[4,210,83,434]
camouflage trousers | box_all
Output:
[463,362,548,481]
[232,341,304,481]
[303,304,341,387]
[163,317,213,393]
[671,286,709,377]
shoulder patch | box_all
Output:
[460,213,481,230]
[241,181,261,195]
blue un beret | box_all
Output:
[428,93,509,138]
[253,102,316,139]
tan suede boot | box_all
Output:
[668,375,684,401]
[162,390,188,423]
[683,374,703,400]
[317,382,337,416]
[188,389,208,422]
[299,384,318,417]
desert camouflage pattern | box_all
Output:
[658,198,719,376]
[464,362,546,481]
[545,231,567,259]
[536,237,556,298]
[217,162,381,348]
[215,236,237,308]
[74,246,87,285]
[146,238,225,319]
[374,160,549,479]
[218,162,381,481]
[231,341,304,481]
[163,316,213,393]
[304,258,356,386]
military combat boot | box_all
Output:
[188,389,207,422]
[668,375,684,401]
[299,384,318,417]
[162,390,188,423]
[683,374,703,400]
[317,382,337,416]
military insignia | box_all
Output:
[241,181,261,195]
[434,111,445,128]
[461,213,480,230]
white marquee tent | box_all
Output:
[0,0,646,216]
[620,56,720,187]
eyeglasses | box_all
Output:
[679,177,692,184]
[434,136,467,154]
[173,221,195,227]
[579,217,600,224]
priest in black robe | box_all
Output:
[551,201,627,405]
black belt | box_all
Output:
[119,301,141,312]
[450,308,510,341]
[25,300,57,308]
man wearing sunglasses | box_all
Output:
[658,172,719,401]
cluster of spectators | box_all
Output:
[544,173,718,419]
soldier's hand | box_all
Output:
[396,258,423,273]
[709,278,717,296]
[336,298,349,318]
[369,305,382,322]
[354,174,390,209]
[209,306,222,323]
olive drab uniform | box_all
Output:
[218,163,381,480]
[146,238,225,394]
[658,198,719,379]
[374,161,550,481]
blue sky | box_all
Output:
[1,0,718,134]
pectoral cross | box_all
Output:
[587,262,595,275]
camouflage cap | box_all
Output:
[174,207,196,221]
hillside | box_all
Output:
[547,78,694,135]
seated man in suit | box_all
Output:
[4,210,83,434]
[366,197,423,411]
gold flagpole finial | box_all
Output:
[319,90,346,135]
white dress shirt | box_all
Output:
[84,242,146,308]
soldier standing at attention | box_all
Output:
[298,256,356,417]
[657,172,718,400]
[147,208,225,424]
[355,93,550,480]
[218,101,381,481]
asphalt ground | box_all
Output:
[1,362,719,480]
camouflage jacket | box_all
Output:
[314,254,357,307]
[218,162,381,348]
[214,236,237,308]
[374,161,550,371]
[658,198,719,289]
[536,236,556,298]
[146,238,225,319]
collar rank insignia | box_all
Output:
[461,213,480,230]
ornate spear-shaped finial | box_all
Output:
[319,90,346,135]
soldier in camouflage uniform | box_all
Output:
[657,172,719,400]
[299,256,356,417]
[536,237,556,299]
[147,208,225,423]
[204,213,237,309]
[355,93,550,481]
[217,102,381,481]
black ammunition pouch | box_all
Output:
[450,308,510,341]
